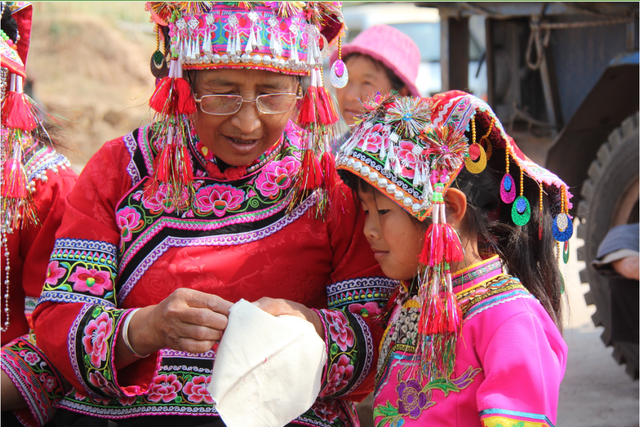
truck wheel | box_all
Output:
[577,112,639,379]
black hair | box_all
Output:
[1,5,18,43]
[453,147,564,331]
[343,52,407,93]
[339,147,564,332]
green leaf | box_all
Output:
[373,402,398,418]
[330,343,339,356]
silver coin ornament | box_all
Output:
[330,59,349,88]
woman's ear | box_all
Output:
[443,188,467,228]
[398,86,410,97]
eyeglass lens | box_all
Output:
[198,94,298,115]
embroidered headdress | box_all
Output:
[144,1,346,210]
[336,90,573,382]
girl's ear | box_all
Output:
[443,188,467,228]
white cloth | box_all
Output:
[208,299,327,427]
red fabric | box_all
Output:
[1,165,77,346]
[32,133,387,405]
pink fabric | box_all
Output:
[330,24,421,96]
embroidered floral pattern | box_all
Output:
[70,267,113,296]
[324,354,355,395]
[148,374,183,403]
[255,156,300,198]
[142,184,176,214]
[357,124,386,153]
[324,310,355,352]
[183,375,213,404]
[82,312,113,368]
[396,140,418,179]
[1,336,67,426]
[116,206,144,244]
[194,183,245,217]
[374,366,481,426]
[312,400,341,423]
[45,261,67,285]
[42,238,119,306]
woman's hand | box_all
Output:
[253,297,325,338]
[116,288,233,368]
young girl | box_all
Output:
[336,91,571,427]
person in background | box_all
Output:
[337,91,570,427]
[592,223,639,346]
[0,2,77,426]
[329,24,420,152]
[332,24,421,125]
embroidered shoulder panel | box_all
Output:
[114,123,313,291]
[457,275,534,322]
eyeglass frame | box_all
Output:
[194,92,302,116]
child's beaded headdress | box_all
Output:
[144,1,346,211]
[336,90,573,382]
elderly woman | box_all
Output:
[32,2,394,427]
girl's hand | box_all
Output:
[116,288,233,367]
[253,297,325,338]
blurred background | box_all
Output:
[28,2,638,426]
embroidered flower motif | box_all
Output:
[82,312,113,368]
[358,123,386,153]
[142,184,175,214]
[183,375,213,404]
[396,379,432,419]
[24,351,40,366]
[194,184,245,217]
[45,261,67,285]
[89,370,120,397]
[348,302,383,318]
[312,400,340,423]
[396,140,418,179]
[148,374,183,403]
[115,206,143,243]
[118,395,138,406]
[255,156,300,198]
[69,267,113,296]
[73,390,87,401]
[39,373,57,392]
[322,354,354,396]
[324,310,355,352]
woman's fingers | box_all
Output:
[135,288,234,353]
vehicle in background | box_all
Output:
[341,3,487,97]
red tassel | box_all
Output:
[418,293,444,335]
[149,77,195,116]
[2,92,37,131]
[149,77,172,113]
[298,87,317,126]
[300,149,323,190]
[2,159,27,198]
[174,78,196,115]
[443,224,464,264]
[321,151,337,193]
[316,87,339,125]
[419,224,434,265]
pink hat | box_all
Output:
[330,24,421,96]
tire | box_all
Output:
[577,112,639,380]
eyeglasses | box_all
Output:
[194,93,300,116]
